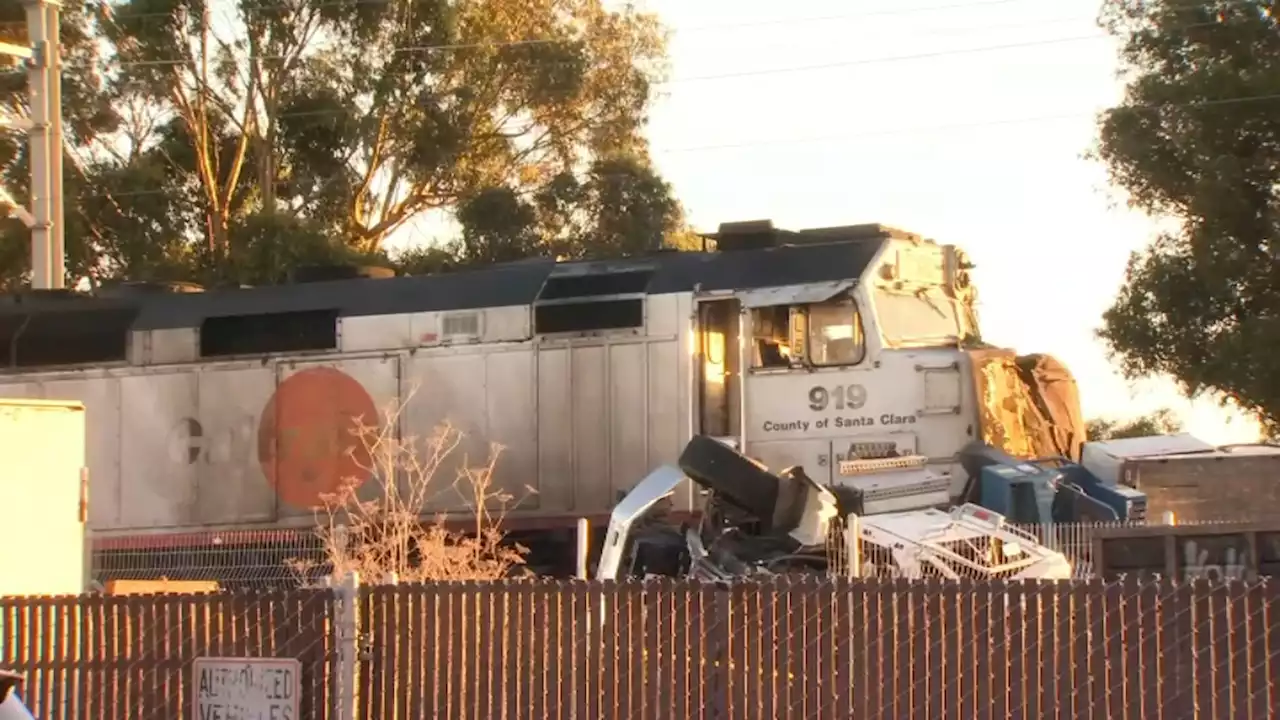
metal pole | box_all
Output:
[22,0,53,290]
[737,306,749,452]
[46,0,63,289]
[845,514,861,578]
[576,517,590,579]
[335,571,359,720]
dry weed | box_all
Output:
[289,393,531,584]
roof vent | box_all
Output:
[798,224,923,243]
[289,264,397,283]
[707,219,779,252]
[533,264,653,335]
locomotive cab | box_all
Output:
[693,223,986,503]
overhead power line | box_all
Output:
[98,0,1061,27]
[103,17,1216,108]
[72,89,1280,201]
[105,8,1235,76]
[111,30,1115,73]
[678,0,1042,31]
[96,0,1264,29]
[669,34,1107,83]
[44,6,1271,202]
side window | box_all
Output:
[750,306,794,369]
[807,299,865,366]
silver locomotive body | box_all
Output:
[0,221,1079,558]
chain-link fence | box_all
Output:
[1009,517,1270,579]
[88,529,329,591]
[3,576,1277,719]
[0,588,336,719]
[358,577,1279,719]
[88,518,1278,590]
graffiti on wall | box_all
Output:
[1181,539,1255,582]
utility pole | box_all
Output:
[0,0,64,290]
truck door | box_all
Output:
[696,298,740,441]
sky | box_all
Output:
[629,0,1263,444]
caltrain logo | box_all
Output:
[167,417,216,465]
[257,367,378,509]
[165,367,379,510]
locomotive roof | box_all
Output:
[0,231,889,332]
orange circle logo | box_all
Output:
[257,367,378,509]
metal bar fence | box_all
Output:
[2,577,1277,719]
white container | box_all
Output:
[0,399,87,596]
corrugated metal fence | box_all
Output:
[3,578,1279,719]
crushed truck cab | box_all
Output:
[597,435,1073,582]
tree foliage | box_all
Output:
[1086,407,1184,441]
[0,0,691,288]
[1095,1,1280,433]
[454,152,688,263]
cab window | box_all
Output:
[873,287,960,347]
[807,299,865,366]
[751,305,793,369]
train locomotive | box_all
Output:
[0,219,1084,578]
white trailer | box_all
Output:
[0,398,88,596]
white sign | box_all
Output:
[192,657,301,720]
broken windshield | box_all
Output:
[872,287,961,347]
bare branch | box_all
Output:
[289,389,531,585]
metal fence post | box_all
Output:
[844,513,862,577]
[576,517,590,579]
[334,571,360,720]
[706,584,732,719]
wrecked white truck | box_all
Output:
[596,436,1072,582]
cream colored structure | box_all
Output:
[0,399,87,595]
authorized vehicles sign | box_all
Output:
[193,657,300,720]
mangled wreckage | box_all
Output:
[597,436,1072,582]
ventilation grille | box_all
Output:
[441,312,481,338]
[533,267,651,335]
[200,310,338,357]
[0,307,137,368]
